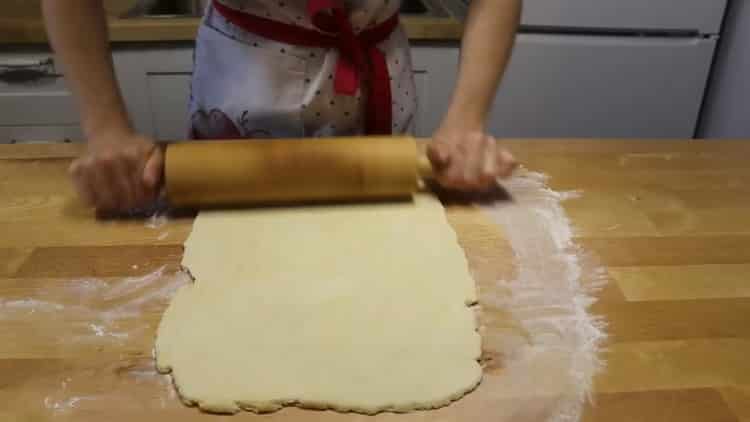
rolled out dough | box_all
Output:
[155,194,481,414]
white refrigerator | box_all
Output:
[482,0,727,139]
[698,0,750,139]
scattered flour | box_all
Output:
[0,299,64,315]
[88,323,129,339]
[481,170,607,422]
[145,213,168,229]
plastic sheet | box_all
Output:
[4,171,606,421]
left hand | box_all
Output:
[428,127,518,191]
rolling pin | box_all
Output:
[165,136,433,207]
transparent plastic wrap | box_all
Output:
[3,171,606,421]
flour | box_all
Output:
[68,278,108,295]
[31,268,191,416]
[0,299,64,315]
[100,269,189,321]
[43,357,178,414]
[44,396,98,414]
[481,170,607,422]
[101,266,167,300]
[88,323,129,339]
[145,213,168,229]
[1,267,188,342]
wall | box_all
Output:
[698,0,750,138]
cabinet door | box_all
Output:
[489,34,716,139]
[114,46,194,141]
[0,125,83,144]
[410,46,459,137]
[148,73,193,140]
[0,51,81,143]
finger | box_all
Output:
[93,161,122,212]
[480,136,498,185]
[142,145,164,192]
[442,157,474,190]
[122,147,146,208]
[82,172,105,211]
[427,142,451,171]
[78,158,112,210]
[112,157,136,210]
[496,149,518,178]
[69,158,96,206]
[462,134,487,188]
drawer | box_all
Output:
[521,0,727,34]
[0,53,80,127]
[0,125,84,144]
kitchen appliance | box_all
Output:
[698,0,750,138]
[462,0,727,139]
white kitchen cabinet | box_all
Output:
[0,34,717,142]
[147,73,193,140]
[410,45,459,137]
[411,36,715,140]
[0,45,195,144]
[0,50,82,143]
[113,45,194,141]
[489,34,716,139]
[0,125,82,144]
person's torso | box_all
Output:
[190,0,417,139]
[215,0,401,32]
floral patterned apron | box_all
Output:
[189,0,417,139]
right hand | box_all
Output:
[69,131,164,213]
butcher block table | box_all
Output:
[2,140,749,422]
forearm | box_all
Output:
[42,0,131,141]
[440,0,521,131]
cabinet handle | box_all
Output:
[0,58,56,83]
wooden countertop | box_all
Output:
[0,15,462,45]
[2,140,750,421]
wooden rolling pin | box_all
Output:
[165,136,433,207]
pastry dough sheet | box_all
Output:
[155,195,481,414]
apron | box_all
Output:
[189,0,417,139]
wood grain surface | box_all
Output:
[0,15,462,45]
[1,140,749,421]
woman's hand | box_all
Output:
[428,126,517,191]
[426,0,521,191]
[69,130,164,212]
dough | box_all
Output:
[155,194,481,414]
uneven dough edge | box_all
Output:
[157,360,483,415]
[154,195,483,415]
[156,298,483,414]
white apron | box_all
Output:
[189,0,417,139]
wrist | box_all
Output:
[438,102,486,135]
[84,114,133,144]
